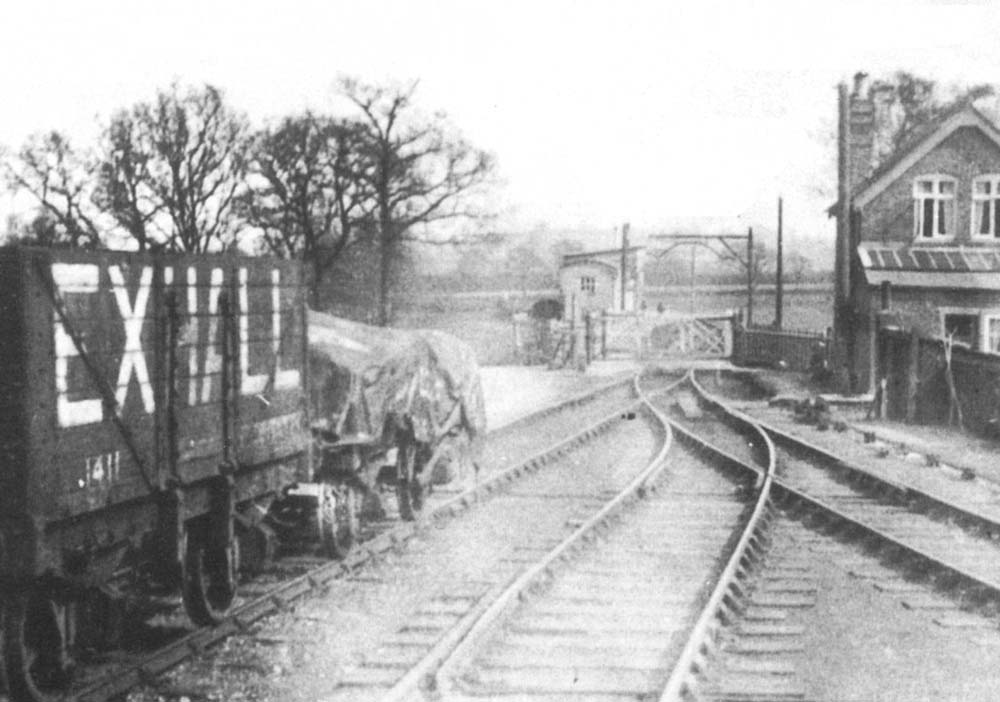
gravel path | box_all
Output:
[480,365,632,430]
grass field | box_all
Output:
[395,287,835,365]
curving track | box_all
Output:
[294,371,763,702]
[69,366,1000,702]
[663,369,1000,702]
[61,376,645,702]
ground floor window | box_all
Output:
[943,313,978,348]
[987,315,1000,354]
[940,309,1000,353]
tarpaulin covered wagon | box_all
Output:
[306,310,486,536]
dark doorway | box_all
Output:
[531,298,564,320]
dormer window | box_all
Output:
[972,175,1000,239]
[913,176,956,239]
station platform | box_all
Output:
[843,414,1000,486]
[480,363,636,430]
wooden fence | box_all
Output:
[877,328,1000,438]
[732,324,830,372]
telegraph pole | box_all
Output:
[746,227,754,327]
[776,197,784,329]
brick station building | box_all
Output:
[833,74,1000,392]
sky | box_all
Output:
[3,0,1000,265]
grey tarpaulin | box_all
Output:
[308,310,486,459]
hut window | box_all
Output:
[913,176,955,239]
[972,176,1000,239]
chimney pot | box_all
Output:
[852,71,869,98]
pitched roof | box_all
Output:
[830,104,1000,216]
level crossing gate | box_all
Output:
[594,311,734,361]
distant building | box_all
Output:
[832,73,1000,391]
[559,247,643,322]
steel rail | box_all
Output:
[385,373,680,702]
[657,370,777,702]
[73,376,643,702]
[758,417,1000,538]
[690,369,1000,598]
[657,368,1000,702]
[692,369,1000,537]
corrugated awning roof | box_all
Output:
[858,244,1000,289]
[862,270,1000,289]
[858,244,1000,272]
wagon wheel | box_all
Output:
[395,441,424,521]
[182,528,239,627]
[3,589,75,702]
[318,481,359,559]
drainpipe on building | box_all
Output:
[620,222,630,312]
[835,81,852,383]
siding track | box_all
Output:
[60,377,644,702]
[321,371,763,702]
[665,369,1000,701]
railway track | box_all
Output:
[257,370,757,702]
[307,373,681,701]
[689,370,1000,599]
[660,370,1000,701]
[53,376,644,702]
[58,366,1000,702]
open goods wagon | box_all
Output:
[0,246,311,700]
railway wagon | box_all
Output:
[0,246,310,700]
[308,311,486,529]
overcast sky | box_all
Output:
[3,0,1000,261]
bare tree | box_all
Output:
[786,250,813,285]
[93,110,161,250]
[870,72,995,167]
[2,132,103,248]
[340,77,496,325]
[95,84,250,252]
[240,112,372,306]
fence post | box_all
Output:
[512,315,522,363]
[732,316,743,365]
[601,313,607,359]
[723,314,735,357]
[905,327,919,423]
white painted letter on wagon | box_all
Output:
[52,263,103,427]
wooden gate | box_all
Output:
[594,312,733,360]
[646,314,732,358]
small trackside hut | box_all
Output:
[0,246,309,701]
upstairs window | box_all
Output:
[913,176,956,239]
[972,176,1000,239]
[580,276,595,293]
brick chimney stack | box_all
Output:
[848,71,876,188]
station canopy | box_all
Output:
[857,244,1000,289]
